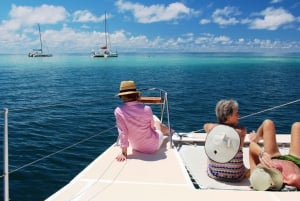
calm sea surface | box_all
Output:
[0,52,299,200]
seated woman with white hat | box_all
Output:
[204,99,249,182]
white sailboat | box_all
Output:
[28,24,53,57]
[91,12,118,58]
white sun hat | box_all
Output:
[204,124,240,163]
[249,164,283,191]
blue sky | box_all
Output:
[0,0,299,54]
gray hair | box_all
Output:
[215,99,239,123]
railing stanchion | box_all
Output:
[3,108,9,201]
[164,93,172,149]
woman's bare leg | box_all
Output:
[259,119,281,157]
[289,122,300,158]
[249,142,261,171]
[153,115,171,135]
[249,119,280,171]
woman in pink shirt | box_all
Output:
[114,80,168,162]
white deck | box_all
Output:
[46,134,299,201]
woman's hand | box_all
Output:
[237,126,247,135]
[259,151,273,168]
[203,123,216,133]
[116,153,127,162]
[248,131,261,143]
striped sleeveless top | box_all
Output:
[207,148,246,182]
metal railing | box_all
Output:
[3,108,9,201]
[139,88,172,148]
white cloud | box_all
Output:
[176,33,194,44]
[0,19,21,31]
[213,36,232,44]
[249,7,295,30]
[212,6,240,26]
[270,0,283,4]
[195,36,209,44]
[0,4,67,33]
[115,0,199,23]
[73,10,106,22]
[238,38,245,44]
[195,34,231,45]
[249,38,281,49]
[9,4,67,26]
[126,35,151,48]
[200,19,210,24]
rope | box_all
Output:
[191,99,300,133]
[0,126,116,178]
[239,99,300,120]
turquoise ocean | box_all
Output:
[0,52,299,200]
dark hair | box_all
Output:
[215,99,238,123]
[120,93,140,102]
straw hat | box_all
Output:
[249,164,283,191]
[204,124,240,163]
[116,80,140,96]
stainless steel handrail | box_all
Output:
[139,88,172,148]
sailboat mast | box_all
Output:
[38,24,43,53]
[104,12,108,48]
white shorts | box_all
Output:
[156,129,165,150]
[153,115,166,150]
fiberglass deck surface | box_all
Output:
[45,138,194,201]
[46,134,299,201]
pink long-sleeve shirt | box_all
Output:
[114,101,159,153]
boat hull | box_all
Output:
[91,51,118,58]
[28,52,53,57]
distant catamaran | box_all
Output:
[91,12,118,58]
[28,24,53,57]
